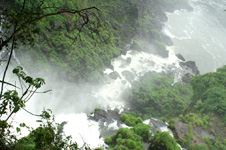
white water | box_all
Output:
[8,47,186,149]
[2,0,226,149]
[164,0,226,74]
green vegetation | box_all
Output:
[149,131,181,150]
[179,113,211,129]
[14,0,188,82]
[14,110,78,150]
[0,66,79,149]
[188,144,208,150]
[167,66,226,149]
[105,114,151,150]
[5,0,223,150]
[189,65,226,121]
[123,72,193,119]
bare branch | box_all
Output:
[22,107,42,117]
[0,80,20,89]
[0,36,16,98]
[0,6,100,51]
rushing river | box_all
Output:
[164,0,226,74]
[1,0,226,149]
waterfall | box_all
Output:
[3,0,226,149]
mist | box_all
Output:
[1,0,226,148]
[164,0,226,74]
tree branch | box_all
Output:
[22,107,42,117]
[0,36,16,98]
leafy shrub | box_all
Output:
[149,131,180,150]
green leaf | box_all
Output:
[12,68,19,74]
[16,127,21,133]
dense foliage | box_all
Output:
[149,131,181,150]
[105,114,151,150]
[123,72,193,119]
[13,110,78,150]
[170,66,226,149]
[14,0,191,82]
[189,65,226,121]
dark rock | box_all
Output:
[126,57,132,64]
[174,119,215,146]
[182,73,193,83]
[176,54,186,61]
[109,71,120,80]
[180,61,200,76]
[58,121,67,134]
[185,61,200,75]
[162,34,173,46]
[121,70,134,83]
[193,127,214,139]
[149,118,170,135]
[93,109,109,121]
[89,109,123,137]
[121,49,127,55]
[107,109,122,123]
[185,61,199,75]
[174,119,190,140]
[89,109,123,125]
[151,41,169,58]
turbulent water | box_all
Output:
[1,0,226,149]
[164,0,226,74]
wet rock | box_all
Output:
[184,61,200,75]
[182,73,193,83]
[121,49,127,55]
[109,71,120,80]
[174,119,190,139]
[179,61,200,82]
[149,118,171,135]
[126,57,132,64]
[180,61,200,75]
[162,34,173,46]
[143,41,169,58]
[121,70,134,83]
[174,119,215,146]
[176,53,186,61]
[89,109,123,125]
[89,109,123,138]
[193,127,215,140]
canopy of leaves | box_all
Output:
[190,65,226,121]
[149,131,180,150]
[105,114,151,150]
[123,72,192,119]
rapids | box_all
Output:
[1,0,226,149]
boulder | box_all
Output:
[109,71,120,80]
[184,61,200,75]
[179,61,200,76]
[121,70,134,83]
[149,118,170,135]
[182,73,193,83]
[176,54,185,61]
[89,109,123,125]
[174,119,215,146]
[174,119,190,139]
[126,57,132,64]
